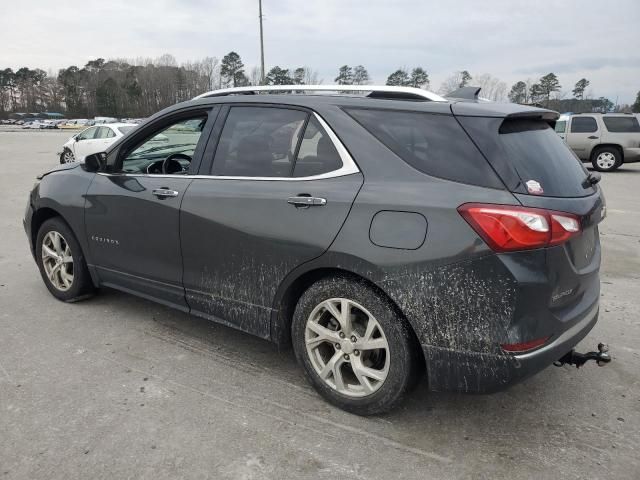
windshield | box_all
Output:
[117,126,136,135]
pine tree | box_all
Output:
[386,69,410,86]
[409,67,429,88]
[352,65,370,85]
[459,70,472,88]
[572,78,590,100]
[265,66,293,85]
[335,65,353,85]
[508,81,528,103]
[538,73,561,106]
[220,52,246,88]
[633,91,640,113]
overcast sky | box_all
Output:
[1,0,639,103]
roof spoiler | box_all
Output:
[446,86,482,101]
[504,110,559,122]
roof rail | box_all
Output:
[193,85,447,102]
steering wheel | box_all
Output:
[162,153,192,174]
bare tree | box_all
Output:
[473,73,507,101]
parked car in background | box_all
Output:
[59,119,90,129]
[59,123,138,163]
[27,85,608,414]
[555,113,640,171]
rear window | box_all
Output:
[344,108,502,188]
[602,116,640,133]
[458,117,593,198]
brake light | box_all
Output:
[458,203,581,252]
[501,336,550,353]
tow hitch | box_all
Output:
[554,343,611,368]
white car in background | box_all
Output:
[59,123,139,163]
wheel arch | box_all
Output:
[592,143,624,162]
[31,207,65,250]
[31,206,99,288]
[270,263,424,372]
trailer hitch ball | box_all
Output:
[554,342,612,368]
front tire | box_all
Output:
[591,147,621,172]
[60,148,75,164]
[292,277,419,415]
[35,217,94,302]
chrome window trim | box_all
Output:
[100,113,359,182]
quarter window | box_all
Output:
[119,116,207,175]
[602,116,640,133]
[293,117,342,177]
[554,120,566,133]
[570,117,598,133]
[345,107,500,187]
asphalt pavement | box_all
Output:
[0,128,638,479]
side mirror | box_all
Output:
[83,152,106,172]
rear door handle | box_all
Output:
[287,196,327,207]
[588,136,599,139]
[152,188,179,198]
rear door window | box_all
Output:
[602,116,640,133]
[570,117,598,133]
[344,108,503,188]
[212,107,307,177]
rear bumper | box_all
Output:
[423,301,599,393]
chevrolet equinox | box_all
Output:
[24,85,607,414]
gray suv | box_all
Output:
[555,113,640,171]
[24,85,607,414]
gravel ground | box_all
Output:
[0,128,638,479]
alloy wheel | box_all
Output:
[63,150,75,163]
[596,152,616,170]
[41,231,74,291]
[305,298,390,397]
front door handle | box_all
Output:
[287,195,327,207]
[152,188,179,198]
[588,136,599,139]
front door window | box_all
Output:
[119,116,207,175]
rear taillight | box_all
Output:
[458,203,581,252]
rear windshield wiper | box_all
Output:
[582,172,601,189]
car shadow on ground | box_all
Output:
[90,286,584,428]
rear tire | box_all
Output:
[35,217,95,302]
[292,277,419,415]
[60,148,74,164]
[591,147,621,172]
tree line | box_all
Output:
[1,51,638,118]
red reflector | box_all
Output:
[458,203,581,252]
[501,336,550,353]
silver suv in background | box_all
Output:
[555,113,640,171]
